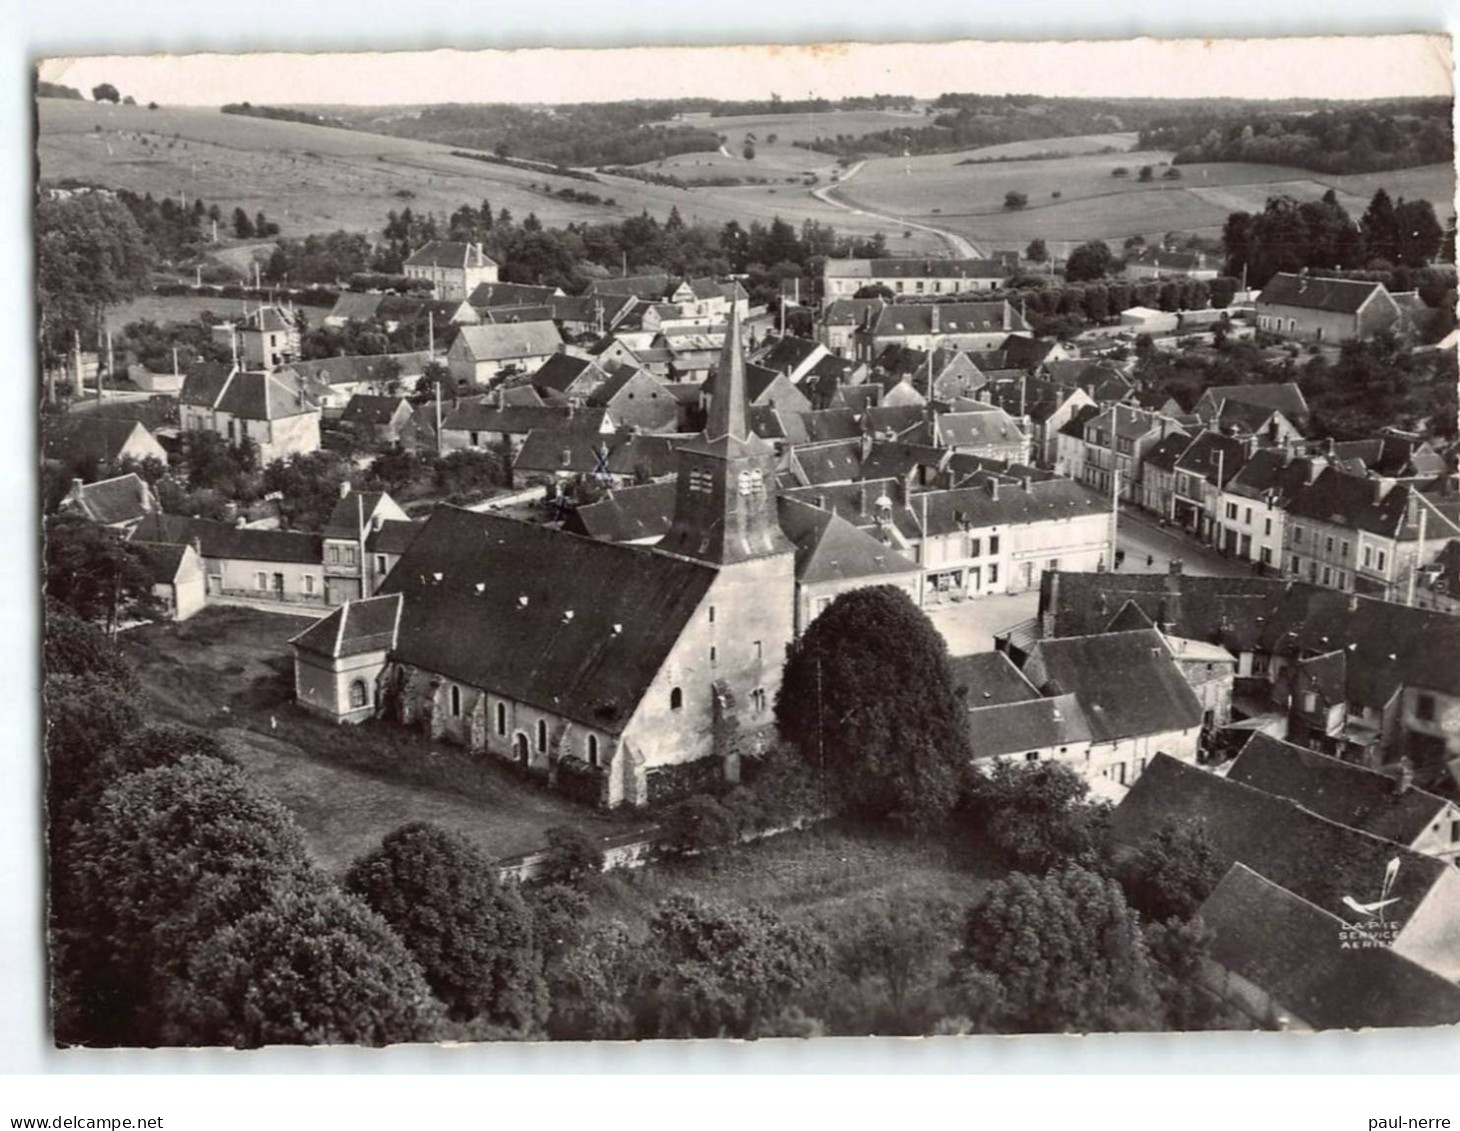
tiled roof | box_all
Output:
[1259,273,1387,315]
[792,439,864,486]
[756,335,822,373]
[69,473,155,526]
[916,477,1109,538]
[950,651,1041,707]
[514,429,681,479]
[1142,432,1197,473]
[1109,754,1451,933]
[776,496,918,585]
[587,274,674,301]
[869,301,1027,338]
[965,693,1092,759]
[442,402,603,436]
[1199,382,1308,422]
[378,507,717,733]
[1227,733,1452,847]
[821,298,885,327]
[825,257,1014,281]
[453,322,564,363]
[404,240,496,270]
[863,404,928,439]
[366,519,421,556]
[328,293,384,322]
[935,408,1027,450]
[799,409,862,443]
[1287,469,1417,538]
[1199,863,1460,1031]
[531,353,603,395]
[321,491,391,540]
[1173,431,1248,489]
[43,415,160,465]
[178,361,236,408]
[1126,247,1211,272]
[1022,629,1204,741]
[131,513,323,564]
[130,540,192,584]
[565,479,679,543]
[289,352,433,387]
[467,281,560,308]
[292,593,403,659]
[186,367,316,421]
[339,395,411,427]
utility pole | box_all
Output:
[105,329,114,399]
[71,330,84,398]
[1110,467,1121,571]
[428,310,435,358]
[1408,503,1427,607]
[1214,447,1225,548]
[435,379,443,458]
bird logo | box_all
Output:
[1342,857,1402,923]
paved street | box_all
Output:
[1115,508,1254,579]
[928,591,1040,656]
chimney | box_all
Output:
[70,477,83,497]
[1373,478,1392,506]
[1325,437,1335,458]
[987,478,1000,502]
[1169,557,1184,576]
[1021,476,1032,492]
[1347,592,1359,614]
[339,481,352,500]
[1395,759,1414,794]
[1039,568,1060,638]
[930,305,940,335]
[860,482,870,517]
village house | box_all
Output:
[210,305,301,371]
[513,430,681,488]
[131,539,207,622]
[446,322,565,387]
[338,395,416,448]
[980,377,1095,469]
[1284,469,1460,600]
[59,472,158,533]
[930,406,1032,465]
[293,306,797,809]
[1193,382,1310,434]
[563,479,680,545]
[584,365,679,433]
[872,345,988,405]
[1196,863,1460,1031]
[818,298,885,357]
[1110,753,1460,982]
[753,335,830,385]
[438,402,612,458]
[467,281,564,313]
[287,351,433,410]
[528,353,611,402]
[1171,431,1251,546]
[1066,403,1179,500]
[1133,430,1194,522]
[292,593,406,724]
[1256,273,1402,343]
[969,627,1205,793]
[855,301,1032,361]
[130,513,326,608]
[43,414,168,471]
[1020,569,1460,778]
[1121,247,1220,281]
[822,256,1016,299]
[320,488,411,605]
[402,240,499,301]
[1227,733,1460,864]
[179,363,321,462]
[1217,448,1327,571]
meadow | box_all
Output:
[39,99,941,253]
[835,140,1456,254]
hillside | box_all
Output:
[37,99,941,251]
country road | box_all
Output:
[813,161,984,258]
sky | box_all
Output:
[38,35,1453,107]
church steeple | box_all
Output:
[658,304,794,566]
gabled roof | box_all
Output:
[43,415,161,465]
[513,429,681,479]
[328,293,385,322]
[950,651,1042,708]
[797,408,862,444]
[453,322,563,363]
[1199,863,1460,1031]
[587,273,674,301]
[321,491,392,540]
[242,305,294,333]
[1126,247,1212,272]
[366,519,421,556]
[130,540,193,585]
[1199,382,1308,422]
[131,513,323,564]
[935,408,1027,450]
[868,301,1027,338]
[565,479,679,543]
[1109,754,1452,934]
[288,352,433,387]
[1174,431,1248,489]
[863,404,928,439]
[586,365,663,408]
[1142,431,1197,474]
[966,693,1092,759]
[68,473,155,526]
[1259,273,1388,315]
[1226,449,1324,503]
[792,439,864,486]
[292,593,403,659]
[467,281,561,308]
[1287,469,1417,538]
[179,361,236,407]
[377,507,717,734]
[531,353,603,395]
[404,240,496,270]
[185,366,317,421]
[776,496,918,585]
[1228,733,1453,847]
[757,335,822,374]
[826,256,1014,281]
[916,478,1109,538]
[1022,629,1204,741]
[340,395,412,427]
[821,298,885,326]
[441,402,604,436]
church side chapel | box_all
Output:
[292,307,799,807]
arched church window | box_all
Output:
[349,680,369,709]
[537,719,547,752]
[587,734,599,767]
[670,687,683,710]
[450,685,462,717]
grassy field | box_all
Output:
[951,132,1139,161]
[835,144,1456,253]
[580,818,997,938]
[118,607,640,873]
[39,99,938,252]
[103,292,334,333]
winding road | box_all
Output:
[812,160,984,258]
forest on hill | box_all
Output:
[1139,99,1453,174]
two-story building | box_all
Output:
[403,241,499,301]
[178,363,321,463]
[1256,273,1401,343]
[822,256,1015,300]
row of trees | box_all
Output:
[1223,188,1447,286]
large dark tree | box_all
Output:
[954,866,1159,1033]
[1361,189,1400,264]
[44,514,162,635]
[1064,240,1114,282]
[91,83,120,103]
[61,757,316,1044]
[963,760,1110,874]
[167,883,442,1047]
[1394,198,1444,266]
[1119,818,1224,923]
[775,585,970,825]
[344,822,546,1031]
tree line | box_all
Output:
[1140,99,1453,175]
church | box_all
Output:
[292,308,810,807]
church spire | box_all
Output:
[708,303,748,442]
